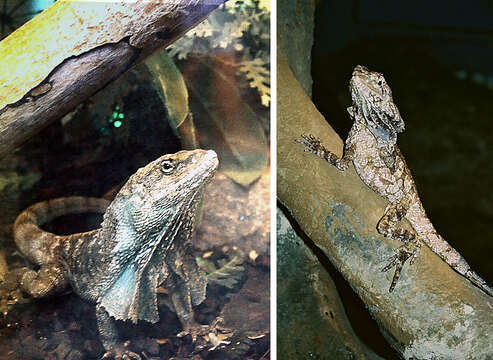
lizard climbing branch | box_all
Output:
[0,0,227,159]
[296,65,493,297]
[277,56,493,358]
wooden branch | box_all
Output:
[278,209,385,359]
[277,56,493,358]
[0,0,226,159]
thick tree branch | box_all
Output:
[277,56,493,359]
[278,208,385,359]
[0,0,226,159]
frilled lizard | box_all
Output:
[7,149,219,359]
[297,65,493,296]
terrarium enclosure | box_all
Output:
[0,1,270,359]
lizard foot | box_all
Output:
[0,267,32,315]
[381,245,419,292]
[177,317,231,350]
[295,134,324,154]
[101,341,141,360]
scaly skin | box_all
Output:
[9,149,219,358]
[297,65,493,296]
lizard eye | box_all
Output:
[160,159,175,174]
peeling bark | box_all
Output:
[277,56,493,359]
[0,0,226,159]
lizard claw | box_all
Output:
[381,247,414,292]
[177,317,231,344]
[101,341,141,360]
[177,324,208,342]
[296,134,322,154]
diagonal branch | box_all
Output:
[277,56,493,359]
[0,0,227,159]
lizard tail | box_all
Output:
[407,202,493,297]
[14,196,109,266]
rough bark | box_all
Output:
[276,1,389,358]
[277,56,493,359]
[278,209,385,360]
[0,0,226,159]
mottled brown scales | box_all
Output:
[298,65,493,296]
[7,149,219,359]
[14,197,109,265]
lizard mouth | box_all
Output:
[203,149,219,175]
[350,65,377,93]
[353,65,369,75]
[188,149,218,188]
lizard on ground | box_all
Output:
[4,149,219,359]
[297,65,493,296]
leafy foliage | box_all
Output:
[197,254,245,289]
[168,0,270,106]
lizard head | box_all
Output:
[349,65,404,143]
[98,149,218,322]
[106,149,218,252]
[139,149,219,205]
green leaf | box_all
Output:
[145,49,190,137]
[204,255,245,289]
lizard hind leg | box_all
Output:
[20,261,68,298]
[381,244,421,292]
[377,199,422,292]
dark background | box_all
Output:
[311,1,493,358]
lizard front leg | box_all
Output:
[96,306,141,360]
[296,134,354,171]
[167,270,208,342]
[377,197,421,292]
